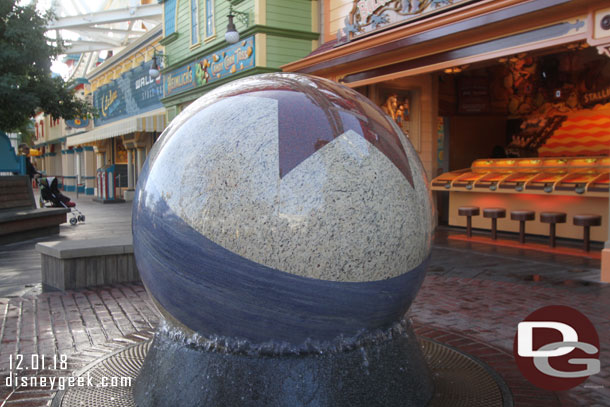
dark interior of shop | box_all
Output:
[438,42,610,172]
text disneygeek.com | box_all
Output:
[4,354,132,390]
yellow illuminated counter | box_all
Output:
[431,157,609,241]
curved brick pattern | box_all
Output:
[0,276,607,406]
[413,325,561,406]
[0,284,159,376]
[411,275,610,407]
[0,331,154,406]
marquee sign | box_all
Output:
[93,59,163,126]
[339,0,475,42]
[164,36,255,98]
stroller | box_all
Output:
[38,177,85,225]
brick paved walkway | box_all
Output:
[0,284,157,406]
[412,275,609,407]
[0,276,606,406]
[0,195,607,406]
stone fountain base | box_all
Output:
[134,320,433,407]
[52,323,512,407]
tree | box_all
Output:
[0,0,93,132]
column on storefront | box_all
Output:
[124,131,152,200]
[49,144,62,178]
[122,134,137,200]
[127,148,135,189]
[44,151,51,176]
[136,147,145,178]
[93,143,106,196]
[38,151,45,175]
[82,146,96,195]
[61,149,76,192]
[74,147,83,194]
[43,151,50,176]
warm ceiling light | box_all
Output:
[443,64,469,74]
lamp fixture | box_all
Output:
[225,3,249,44]
[149,50,166,79]
[443,64,469,74]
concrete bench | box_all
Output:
[0,176,69,244]
[36,236,140,291]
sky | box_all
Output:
[21,0,149,78]
[22,0,99,78]
[18,0,77,77]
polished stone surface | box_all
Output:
[134,320,434,407]
[133,73,433,345]
[134,198,428,344]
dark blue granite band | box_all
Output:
[133,194,428,345]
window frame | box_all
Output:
[204,0,216,42]
[189,0,201,49]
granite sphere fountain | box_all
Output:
[132,73,435,406]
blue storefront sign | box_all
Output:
[93,60,164,126]
[165,36,255,97]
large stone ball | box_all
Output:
[133,73,433,347]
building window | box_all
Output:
[190,0,200,46]
[205,0,214,39]
[164,0,176,36]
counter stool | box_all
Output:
[573,214,602,252]
[540,212,566,248]
[483,208,506,240]
[458,206,480,238]
[510,210,535,244]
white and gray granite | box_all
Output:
[274,129,429,281]
[147,95,280,265]
[146,93,432,283]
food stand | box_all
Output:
[432,156,609,241]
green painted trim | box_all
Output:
[160,32,179,45]
[162,25,319,73]
[243,25,319,41]
[161,66,279,106]
[36,137,66,147]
